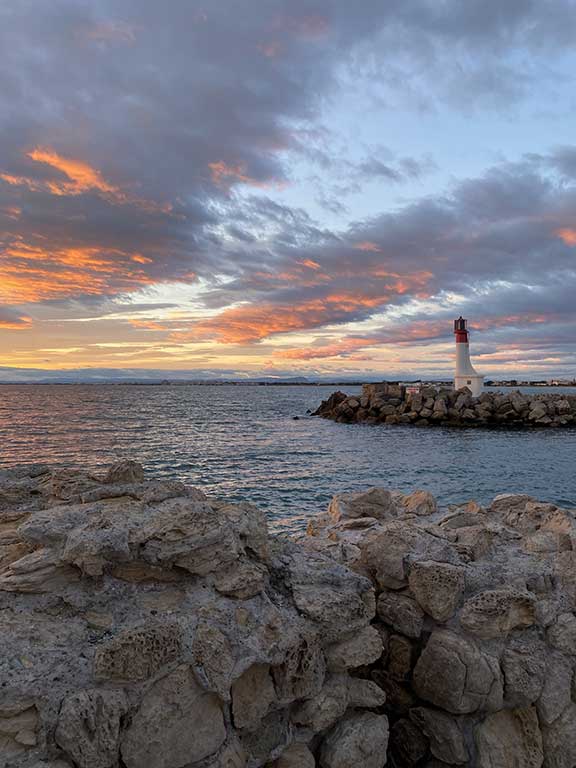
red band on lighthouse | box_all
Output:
[455,329,468,343]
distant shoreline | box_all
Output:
[0,379,575,387]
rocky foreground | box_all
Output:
[313,382,576,427]
[1,463,576,767]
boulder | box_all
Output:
[325,625,383,670]
[541,703,576,768]
[104,460,145,485]
[377,593,424,639]
[502,636,546,707]
[319,712,389,768]
[413,631,503,714]
[536,651,573,725]
[94,623,183,682]
[231,664,276,730]
[328,487,398,522]
[459,588,536,639]
[475,707,543,768]
[389,718,428,766]
[408,560,464,622]
[55,689,129,768]
[273,743,315,768]
[547,612,576,655]
[121,665,226,768]
[399,490,437,516]
[410,707,468,764]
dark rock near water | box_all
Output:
[313,382,576,428]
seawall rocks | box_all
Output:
[313,382,576,428]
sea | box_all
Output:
[1,383,575,534]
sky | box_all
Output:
[1,0,576,382]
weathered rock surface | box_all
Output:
[4,460,576,767]
[0,461,385,768]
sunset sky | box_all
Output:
[1,0,576,381]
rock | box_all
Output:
[377,593,424,638]
[413,631,503,714]
[547,612,576,654]
[273,743,315,768]
[121,665,226,768]
[389,718,428,767]
[240,710,292,765]
[292,674,349,732]
[328,487,398,522]
[273,632,326,704]
[400,490,437,516]
[347,678,387,708]
[410,707,469,764]
[536,651,573,725]
[325,625,383,670]
[104,460,145,484]
[475,707,543,768]
[192,623,235,699]
[408,560,464,622]
[503,636,546,706]
[55,689,129,768]
[541,703,576,768]
[231,664,276,730]
[459,588,536,639]
[0,700,38,756]
[319,712,389,768]
[0,547,80,593]
[94,623,183,682]
[387,635,415,682]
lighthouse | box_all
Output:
[454,317,484,396]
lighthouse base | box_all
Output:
[454,374,484,397]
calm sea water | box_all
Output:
[0,384,575,533]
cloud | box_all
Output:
[0,307,32,330]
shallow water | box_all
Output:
[0,383,575,533]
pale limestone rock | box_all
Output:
[319,712,389,768]
[413,631,503,714]
[410,707,468,764]
[547,612,576,654]
[273,743,315,768]
[503,636,546,706]
[240,710,292,765]
[62,519,131,576]
[104,460,145,485]
[140,500,242,576]
[94,623,182,682]
[273,632,326,704]
[213,558,267,599]
[0,547,79,593]
[536,651,573,725]
[347,678,386,708]
[192,623,235,699]
[0,700,38,756]
[460,588,536,639]
[292,674,349,732]
[286,548,375,643]
[400,490,437,516]
[359,520,457,590]
[231,664,276,730]
[475,707,543,768]
[541,703,576,768]
[325,625,383,670]
[377,593,424,638]
[55,689,129,768]
[121,665,226,768]
[216,501,269,561]
[328,487,398,522]
[408,560,464,622]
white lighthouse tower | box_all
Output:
[454,316,483,396]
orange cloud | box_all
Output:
[0,244,157,303]
[298,259,321,270]
[177,272,432,344]
[556,227,576,245]
[0,314,32,330]
[208,160,284,190]
[275,337,373,361]
[1,147,171,213]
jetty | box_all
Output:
[313,382,576,428]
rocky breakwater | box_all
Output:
[313,383,576,428]
[305,485,576,767]
[0,460,387,768]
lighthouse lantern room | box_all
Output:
[454,317,484,396]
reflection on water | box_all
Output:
[1,384,575,533]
